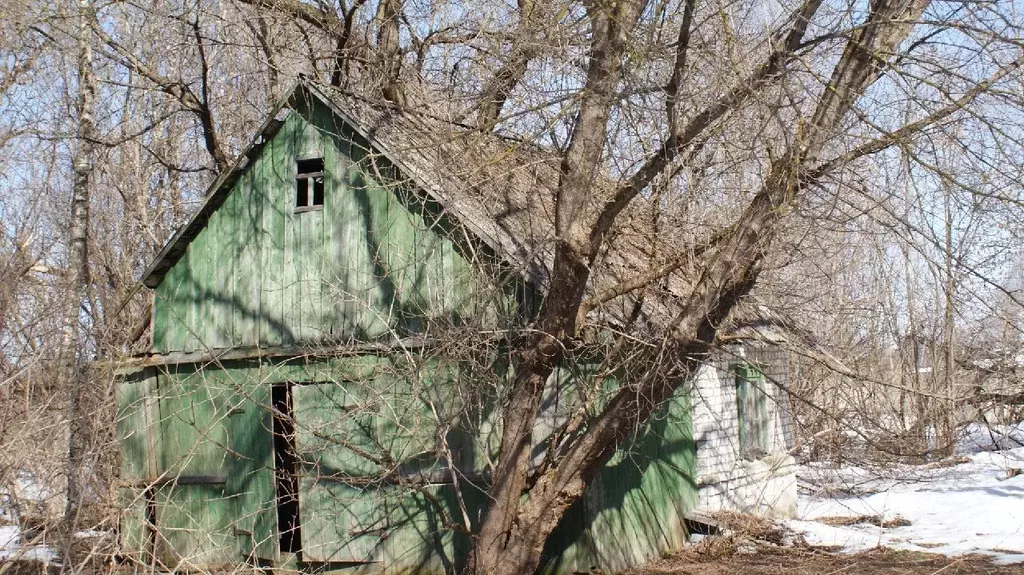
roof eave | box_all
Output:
[139,84,298,289]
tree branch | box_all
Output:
[664,0,695,137]
[807,50,1024,179]
[91,20,229,172]
[587,0,825,258]
[232,0,338,31]
[474,0,545,131]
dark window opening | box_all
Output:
[272,383,302,555]
[144,486,158,562]
[296,158,325,210]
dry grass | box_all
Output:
[923,456,972,470]
[629,513,1020,575]
[711,511,789,544]
[0,560,60,575]
[817,515,913,528]
[630,546,1024,575]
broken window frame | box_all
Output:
[295,157,325,212]
[733,362,770,459]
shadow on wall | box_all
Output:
[540,401,698,574]
[157,139,525,353]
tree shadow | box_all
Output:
[539,394,697,574]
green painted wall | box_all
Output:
[117,356,498,572]
[540,388,696,573]
[151,98,527,353]
[117,356,696,574]
[127,91,697,574]
[734,362,769,456]
[117,364,278,567]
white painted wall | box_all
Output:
[690,349,798,519]
[527,346,799,519]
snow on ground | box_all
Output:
[787,424,1024,565]
[0,472,62,566]
[955,422,1024,454]
[0,524,60,564]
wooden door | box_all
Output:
[291,381,387,564]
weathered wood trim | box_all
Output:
[111,335,505,369]
[144,382,159,479]
[307,469,489,487]
[123,475,228,488]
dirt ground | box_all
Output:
[2,547,1022,575]
[629,545,1024,575]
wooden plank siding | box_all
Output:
[116,363,277,569]
[535,368,698,574]
[124,91,698,574]
[117,356,494,569]
[117,356,697,573]
[151,99,516,354]
[116,368,159,565]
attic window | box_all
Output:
[296,158,325,211]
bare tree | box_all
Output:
[2,0,1024,572]
[463,0,1013,570]
[61,0,97,570]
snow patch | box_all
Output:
[787,445,1024,565]
[0,525,19,549]
[956,422,1024,454]
[0,524,60,565]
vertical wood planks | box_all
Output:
[221,176,242,347]
[292,381,381,563]
[235,163,262,348]
[157,366,230,478]
[149,99,523,353]
[154,249,188,352]
[264,115,291,346]
[540,370,697,574]
[119,353,701,574]
[145,367,240,568]
[222,364,277,561]
[154,483,237,568]
[206,181,229,349]
[116,369,159,480]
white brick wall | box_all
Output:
[527,345,798,518]
[691,346,797,518]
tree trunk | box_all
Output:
[466,0,931,571]
[374,0,404,104]
[941,178,956,454]
[474,0,543,131]
[469,2,642,571]
[61,0,96,570]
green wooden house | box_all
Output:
[116,80,795,575]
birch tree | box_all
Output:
[61,1,97,569]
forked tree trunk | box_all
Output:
[465,0,931,573]
[469,253,591,575]
[468,1,642,570]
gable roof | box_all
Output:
[141,79,781,337]
[303,81,561,289]
[141,79,559,290]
